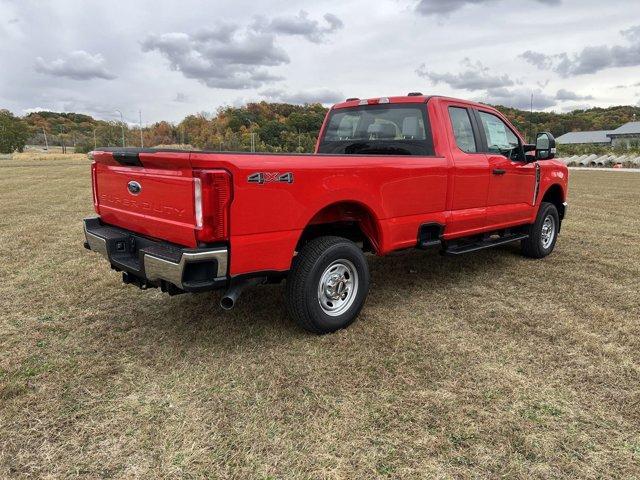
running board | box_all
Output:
[444,233,528,255]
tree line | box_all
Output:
[1,102,640,155]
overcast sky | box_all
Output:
[1,0,639,124]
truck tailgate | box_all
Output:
[92,150,198,246]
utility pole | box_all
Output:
[529,92,534,144]
[115,109,125,147]
[42,126,48,151]
[139,110,144,148]
[60,125,66,154]
[93,128,97,150]
[246,120,255,152]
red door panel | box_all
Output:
[475,109,536,228]
[441,101,489,237]
[486,154,536,226]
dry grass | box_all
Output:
[9,151,88,163]
[1,156,639,479]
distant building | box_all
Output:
[607,122,640,148]
[556,121,640,149]
[556,130,612,146]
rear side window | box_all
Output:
[318,104,434,156]
[449,107,477,153]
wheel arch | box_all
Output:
[296,200,383,254]
[540,183,566,220]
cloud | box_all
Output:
[415,0,560,16]
[253,10,343,43]
[560,103,592,112]
[142,27,287,89]
[555,89,593,101]
[23,107,47,115]
[477,87,557,110]
[142,12,343,90]
[173,92,189,103]
[615,82,640,89]
[417,58,514,90]
[259,87,343,104]
[34,50,116,80]
[520,51,553,70]
[621,25,640,42]
[520,25,640,77]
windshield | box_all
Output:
[318,104,434,155]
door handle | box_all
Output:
[492,169,506,175]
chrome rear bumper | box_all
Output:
[83,217,228,292]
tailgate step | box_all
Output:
[445,233,528,255]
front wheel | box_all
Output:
[286,236,370,334]
[521,202,560,258]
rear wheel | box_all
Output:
[521,202,560,258]
[286,236,370,334]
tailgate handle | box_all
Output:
[492,168,506,175]
[112,151,143,167]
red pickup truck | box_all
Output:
[84,94,568,333]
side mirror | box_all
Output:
[536,132,556,160]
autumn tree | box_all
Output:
[0,109,29,154]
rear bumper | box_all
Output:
[83,217,228,293]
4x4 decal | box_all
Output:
[247,172,294,184]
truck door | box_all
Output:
[474,109,536,227]
[443,103,490,237]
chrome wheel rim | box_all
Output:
[317,259,359,317]
[541,215,556,249]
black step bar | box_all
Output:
[444,233,528,255]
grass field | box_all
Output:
[1,156,639,479]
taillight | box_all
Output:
[193,169,232,244]
[90,161,99,213]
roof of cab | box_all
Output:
[332,95,491,110]
[333,95,432,109]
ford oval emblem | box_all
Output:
[127,180,142,195]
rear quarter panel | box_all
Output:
[191,152,449,275]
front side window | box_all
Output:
[478,111,521,159]
[449,107,477,153]
[318,105,434,155]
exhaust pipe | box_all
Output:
[220,277,265,310]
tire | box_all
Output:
[286,236,370,334]
[521,202,560,258]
